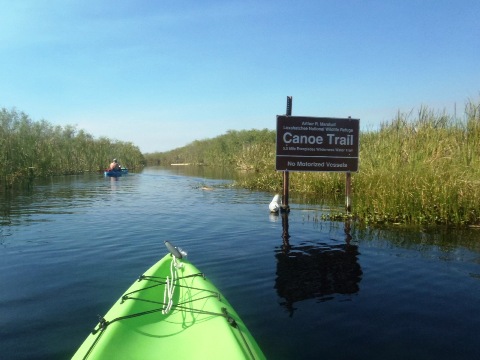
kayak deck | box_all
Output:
[72,252,265,360]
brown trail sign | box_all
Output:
[276,116,359,172]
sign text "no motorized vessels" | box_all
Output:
[276,116,360,172]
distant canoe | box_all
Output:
[104,168,128,177]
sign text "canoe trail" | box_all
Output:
[276,116,360,172]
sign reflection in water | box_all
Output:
[275,213,362,315]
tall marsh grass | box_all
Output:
[1,108,145,187]
[353,103,480,226]
[235,100,480,226]
[134,99,480,226]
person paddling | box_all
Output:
[108,159,121,171]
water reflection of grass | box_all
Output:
[236,101,480,227]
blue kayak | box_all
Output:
[104,168,128,177]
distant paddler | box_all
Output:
[108,158,121,171]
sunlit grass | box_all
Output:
[235,100,480,226]
[1,108,145,187]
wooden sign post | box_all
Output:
[282,96,292,212]
[276,98,359,213]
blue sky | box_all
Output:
[1,0,479,153]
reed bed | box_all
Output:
[148,99,480,226]
[16,98,480,226]
[352,103,480,225]
[0,108,145,187]
[234,100,480,226]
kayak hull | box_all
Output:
[104,169,128,177]
[72,254,265,360]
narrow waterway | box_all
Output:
[1,167,479,359]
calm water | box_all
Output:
[1,167,480,360]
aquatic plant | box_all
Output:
[0,108,145,187]
[144,128,276,168]
[149,99,480,226]
[353,102,480,226]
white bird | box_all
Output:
[269,194,281,213]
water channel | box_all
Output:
[1,166,479,359]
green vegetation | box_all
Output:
[1,108,145,187]
[5,99,480,226]
[144,128,275,170]
[148,99,480,227]
[353,102,480,226]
